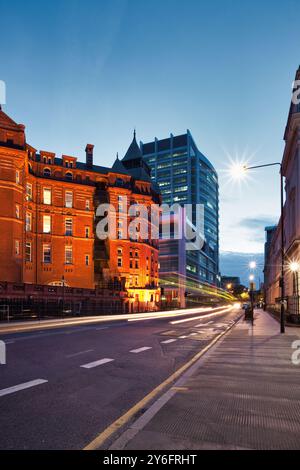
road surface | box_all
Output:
[0,305,241,449]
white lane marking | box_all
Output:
[4,340,15,344]
[161,339,177,344]
[66,349,94,358]
[130,347,152,354]
[195,321,214,327]
[179,335,187,339]
[0,379,48,398]
[80,358,114,369]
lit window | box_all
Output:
[65,246,72,264]
[43,188,51,205]
[25,242,32,262]
[15,240,20,256]
[65,191,73,208]
[85,255,89,266]
[15,204,20,219]
[26,183,33,200]
[43,168,51,178]
[26,212,32,232]
[43,215,51,233]
[43,244,51,263]
[16,170,20,184]
[65,218,73,236]
[85,227,90,238]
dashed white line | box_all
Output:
[0,379,48,398]
[179,335,187,339]
[80,358,114,369]
[66,349,94,358]
[130,347,152,354]
[161,339,177,344]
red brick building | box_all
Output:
[0,107,160,313]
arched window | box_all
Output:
[65,172,73,181]
[43,167,51,178]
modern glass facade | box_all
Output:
[141,130,219,304]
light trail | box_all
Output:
[169,306,234,324]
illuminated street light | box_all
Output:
[229,163,247,180]
[289,261,300,272]
[230,160,285,333]
[226,283,232,290]
[249,261,256,269]
[249,274,255,282]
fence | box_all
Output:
[0,281,125,322]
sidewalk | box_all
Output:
[112,310,300,450]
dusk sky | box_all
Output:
[1,0,299,269]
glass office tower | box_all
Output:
[141,130,219,307]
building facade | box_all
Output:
[264,66,300,318]
[0,107,160,313]
[140,130,219,307]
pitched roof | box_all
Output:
[111,155,129,175]
[122,131,143,162]
[0,106,25,131]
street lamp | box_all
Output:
[230,161,285,333]
[249,274,255,282]
[249,261,256,269]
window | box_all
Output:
[43,168,51,178]
[85,199,90,210]
[43,215,51,233]
[16,170,20,184]
[43,244,51,263]
[117,248,123,255]
[85,255,89,266]
[26,212,32,232]
[135,260,139,269]
[43,188,51,205]
[15,240,20,256]
[48,158,52,165]
[135,276,138,286]
[25,242,32,262]
[117,230,122,239]
[130,260,133,269]
[65,191,73,208]
[65,172,73,181]
[117,257,123,267]
[85,227,90,238]
[15,204,20,219]
[65,246,72,264]
[65,218,73,236]
[26,183,33,200]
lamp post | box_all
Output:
[232,162,285,333]
[290,261,299,316]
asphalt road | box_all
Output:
[0,306,241,450]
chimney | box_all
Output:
[85,144,94,169]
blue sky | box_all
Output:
[1,0,299,259]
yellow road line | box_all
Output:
[83,313,242,450]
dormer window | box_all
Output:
[43,168,51,178]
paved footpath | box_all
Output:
[110,310,300,450]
